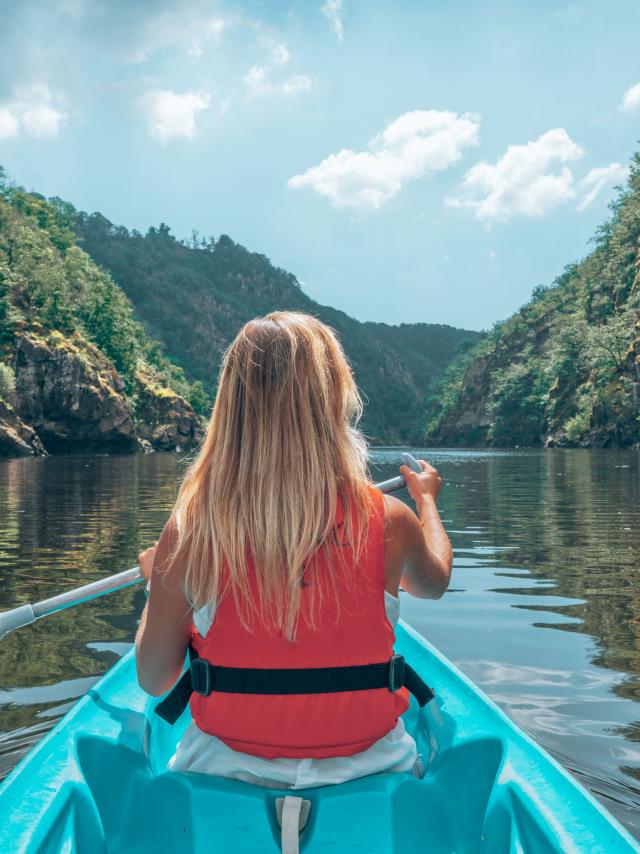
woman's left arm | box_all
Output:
[136,519,193,697]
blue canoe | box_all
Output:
[1,620,638,853]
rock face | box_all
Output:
[14,333,137,453]
[0,331,204,458]
[135,371,204,452]
[428,355,494,446]
[0,400,46,457]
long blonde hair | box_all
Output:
[173,311,371,636]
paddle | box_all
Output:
[0,454,423,640]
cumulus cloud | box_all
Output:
[447,128,585,222]
[288,110,480,212]
[322,0,345,44]
[0,85,67,140]
[621,81,640,113]
[576,162,628,211]
[143,89,210,141]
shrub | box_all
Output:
[0,362,15,401]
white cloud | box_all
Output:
[0,85,67,141]
[132,9,226,63]
[621,81,640,113]
[216,95,232,118]
[243,28,312,99]
[288,109,480,212]
[0,108,19,140]
[322,0,345,44]
[281,75,313,97]
[244,67,270,97]
[143,89,210,141]
[447,128,584,222]
[259,34,290,67]
[576,162,628,211]
[244,67,312,98]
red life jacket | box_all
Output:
[189,485,409,760]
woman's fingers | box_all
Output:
[138,543,158,581]
[400,459,442,501]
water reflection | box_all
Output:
[0,448,639,836]
[373,447,640,834]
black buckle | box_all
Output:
[388,654,405,692]
[190,659,212,696]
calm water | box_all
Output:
[1,449,639,836]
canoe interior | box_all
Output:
[1,621,638,853]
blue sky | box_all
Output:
[0,0,639,330]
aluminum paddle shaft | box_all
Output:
[0,566,143,640]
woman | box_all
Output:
[136,311,452,789]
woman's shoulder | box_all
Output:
[383,493,420,534]
[154,515,188,586]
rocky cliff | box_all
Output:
[0,329,202,456]
[0,178,204,458]
[0,399,45,457]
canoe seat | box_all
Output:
[73,733,500,853]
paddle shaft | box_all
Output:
[0,458,423,640]
[0,566,144,640]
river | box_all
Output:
[0,448,639,836]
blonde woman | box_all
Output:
[136,311,452,788]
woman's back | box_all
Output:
[189,485,409,759]
[135,311,452,785]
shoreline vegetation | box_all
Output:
[424,151,640,451]
[1,151,639,458]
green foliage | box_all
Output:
[425,150,640,448]
[488,357,550,445]
[563,384,594,443]
[0,267,14,348]
[0,171,202,406]
[187,380,211,417]
[74,213,482,443]
[0,166,480,443]
[0,361,15,401]
[424,339,486,437]
[65,246,139,387]
[9,190,76,252]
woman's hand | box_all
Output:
[136,520,192,698]
[138,543,158,582]
[399,459,442,505]
[386,458,452,600]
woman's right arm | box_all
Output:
[384,460,452,599]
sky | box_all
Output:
[0,0,639,331]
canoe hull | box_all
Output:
[1,621,638,853]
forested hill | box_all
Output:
[74,215,481,443]
[0,171,203,457]
[425,152,640,449]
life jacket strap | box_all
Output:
[155,648,435,725]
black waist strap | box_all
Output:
[155,650,435,725]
